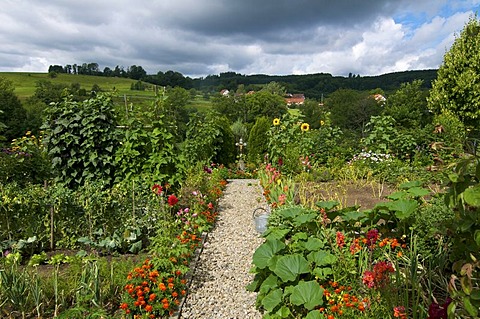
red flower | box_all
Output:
[394,306,407,318]
[207,202,214,210]
[152,184,163,195]
[366,229,379,248]
[168,194,179,206]
[336,231,345,248]
[362,270,375,288]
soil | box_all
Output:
[296,180,396,210]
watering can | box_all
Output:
[253,207,270,234]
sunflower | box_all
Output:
[273,118,280,126]
[300,123,310,132]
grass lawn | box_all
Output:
[0,72,154,100]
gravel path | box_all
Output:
[178,179,266,319]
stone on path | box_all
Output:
[178,179,265,319]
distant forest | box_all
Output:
[48,63,438,100]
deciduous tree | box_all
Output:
[428,15,480,132]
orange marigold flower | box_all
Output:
[145,304,153,312]
[163,302,170,309]
[172,291,179,298]
[119,302,129,310]
[159,283,167,291]
[168,283,174,289]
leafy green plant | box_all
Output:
[43,93,119,188]
[442,156,480,318]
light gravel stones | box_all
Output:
[178,179,266,319]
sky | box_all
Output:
[0,0,479,78]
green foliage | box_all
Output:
[442,156,480,318]
[248,116,271,163]
[245,90,288,123]
[326,89,382,134]
[362,115,428,160]
[114,104,185,186]
[0,131,51,185]
[267,113,316,174]
[182,112,236,166]
[428,15,480,133]
[383,80,431,128]
[432,109,466,159]
[43,93,119,188]
[0,77,27,143]
[298,99,329,130]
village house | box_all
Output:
[285,93,305,106]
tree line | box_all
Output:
[48,63,437,99]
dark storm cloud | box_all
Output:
[0,0,478,77]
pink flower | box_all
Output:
[167,194,179,206]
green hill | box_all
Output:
[0,72,155,100]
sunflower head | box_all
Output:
[273,118,280,126]
[300,123,310,132]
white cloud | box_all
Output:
[0,0,478,77]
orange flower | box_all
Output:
[172,291,179,298]
[163,302,170,309]
[145,304,153,312]
[149,293,156,301]
[168,283,174,289]
[119,302,128,310]
[159,283,167,291]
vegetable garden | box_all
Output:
[1,15,480,319]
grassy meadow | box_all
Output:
[0,72,156,99]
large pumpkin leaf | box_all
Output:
[316,200,339,210]
[293,213,318,227]
[274,254,310,282]
[261,288,283,312]
[259,274,279,294]
[307,250,337,266]
[312,267,333,279]
[305,310,323,319]
[265,227,291,241]
[278,206,306,219]
[407,187,430,197]
[290,280,324,310]
[253,239,286,269]
[303,237,324,251]
[275,306,292,318]
[383,199,418,219]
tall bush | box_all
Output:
[248,116,270,164]
[43,93,118,188]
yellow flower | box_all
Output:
[300,123,310,132]
[273,118,280,126]
[320,120,325,126]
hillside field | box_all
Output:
[0,72,156,99]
